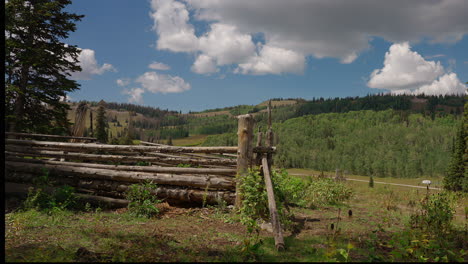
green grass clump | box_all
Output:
[125,181,161,218]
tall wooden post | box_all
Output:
[255,127,263,166]
[89,110,93,137]
[235,114,254,209]
[266,100,274,171]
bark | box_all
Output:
[6,156,236,176]
[6,132,96,142]
[5,148,237,166]
[6,139,238,153]
[6,161,236,190]
[262,157,285,251]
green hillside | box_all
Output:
[274,109,460,178]
[67,95,464,177]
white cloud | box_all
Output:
[187,0,468,61]
[368,42,444,90]
[150,0,199,52]
[150,0,304,75]
[198,23,256,65]
[70,49,115,80]
[424,54,446,59]
[191,54,218,74]
[135,71,191,94]
[123,88,145,104]
[148,61,171,70]
[59,94,73,102]
[368,42,466,95]
[116,78,131,87]
[415,73,467,96]
[150,0,467,76]
[236,45,305,75]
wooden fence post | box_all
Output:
[255,128,263,166]
[235,114,254,209]
[266,100,274,171]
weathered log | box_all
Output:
[253,146,276,153]
[262,157,285,251]
[255,129,264,166]
[5,161,236,190]
[235,114,254,208]
[6,156,236,176]
[139,141,167,146]
[5,132,97,142]
[6,173,235,205]
[5,182,129,208]
[5,148,237,166]
[6,139,238,153]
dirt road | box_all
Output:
[289,173,442,190]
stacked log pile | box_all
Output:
[5,138,245,206]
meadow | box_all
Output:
[5,169,467,262]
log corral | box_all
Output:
[5,125,275,207]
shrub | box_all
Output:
[410,191,456,234]
[369,176,374,188]
[23,169,77,211]
[125,181,161,218]
[300,177,354,209]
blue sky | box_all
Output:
[65,0,468,113]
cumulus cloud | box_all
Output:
[150,0,198,52]
[59,94,73,102]
[70,49,115,80]
[116,78,131,87]
[368,42,444,90]
[191,54,218,74]
[188,0,467,58]
[198,23,256,65]
[135,71,191,94]
[415,73,467,96]
[148,61,171,70]
[368,42,466,95]
[123,88,145,104]
[150,0,305,75]
[236,45,305,75]
[149,0,467,76]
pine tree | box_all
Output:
[95,102,108,143]
[444,99,467,192]
[5,0,84,134]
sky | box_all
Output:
[64,0,468,113]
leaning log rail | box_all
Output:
[6,132,97,142]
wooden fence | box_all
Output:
[5,104,284,250]
[5,115,275,207]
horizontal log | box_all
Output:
[5,182,129,208]
[253,146,276,153]
[139,141,167,146]
[6,139,238,153]
[179,152,236,160]
[6,156,236,176]
[6,132,97,142]
[5,149,237,166]
[6,161,236,190]
[6,174,235,205]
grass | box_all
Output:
[172,134,208,146]
[287,168,445,188]
[6,173,468,262]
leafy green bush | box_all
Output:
[125,181,161,218]
[23,169,77,211]
[301,177,354,209]
[410,191,456,234]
